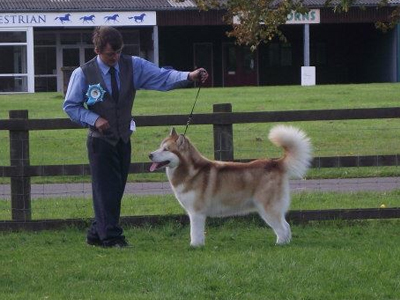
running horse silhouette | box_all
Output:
[128,13,146,23]
[54,14,71,24]
[104,14,119,23]
[80,15,95,23]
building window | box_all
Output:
[35,46,57,92]
[34,32,56,45]
[268,43,280,66]
[34,32,57,92]
[243,48,255,71]
[281,44,292,66]
[121,30,141,56]
[0,28,34,93]
[225,45,237,72]
[267,43,292,67]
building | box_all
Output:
[0,0,399,93]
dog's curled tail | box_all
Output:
[268,125,312,178]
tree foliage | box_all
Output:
[196,0,306,50]
[193,0,399,49]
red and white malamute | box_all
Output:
[149,125,312,247]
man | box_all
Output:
[63,26,208,248]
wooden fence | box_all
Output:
[1,103,400,230]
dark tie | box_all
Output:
[109,66,119,102]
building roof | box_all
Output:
[304,0,400,6]
[0,0,399,12]
[0,0,197,12]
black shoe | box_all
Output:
[86,237,103,247]
[102,239,131,248]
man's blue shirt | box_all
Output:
[63,55,190,127]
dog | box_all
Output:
[149,125,312,247]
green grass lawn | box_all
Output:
[1,218,399,299]
[1,84,400,299]
[1,83,400,119]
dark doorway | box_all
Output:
[223,44,258,86]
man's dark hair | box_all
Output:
[92,26,124,52]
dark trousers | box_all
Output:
[86,136,131,244]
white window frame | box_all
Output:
[0,27,35,93]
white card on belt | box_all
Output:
[130,119,136,132]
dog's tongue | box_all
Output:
[149,162,159,172]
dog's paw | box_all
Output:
[276,236,291,245]
[275,224,292,245]
[190,241,205,248]
[276,240,291,246]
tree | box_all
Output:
[193,0,399,50]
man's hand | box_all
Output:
[94,117,110,133]
[188,68,208,84]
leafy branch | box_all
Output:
[190,0,399,49]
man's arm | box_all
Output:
[132,57,208,91]
[62,68,100,127]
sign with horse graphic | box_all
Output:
[0,11,156,27]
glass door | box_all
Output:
[61,47,80,94]
[34,31,57,92]
[84,48,96,63]
[222,44,258,87]
[62,46,96,67]
[62,47,80,67]
[61,46,94,94]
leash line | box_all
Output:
[183,79,202,136]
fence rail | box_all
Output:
[1,154,399,178]
[1,103,400,230]
[2,107,400,130]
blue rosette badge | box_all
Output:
[86,83,106,106]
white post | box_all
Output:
[303,24,310,67]
[153,25,159,67]
[26,27,35,93]
[301,24,316,86]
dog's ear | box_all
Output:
[177,134,186,148]
[170,127,178,137]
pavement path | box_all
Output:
[0,177,399,200]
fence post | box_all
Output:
[9,110,31,221]
[213,103,234,161]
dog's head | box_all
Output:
[148,128,188,172]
